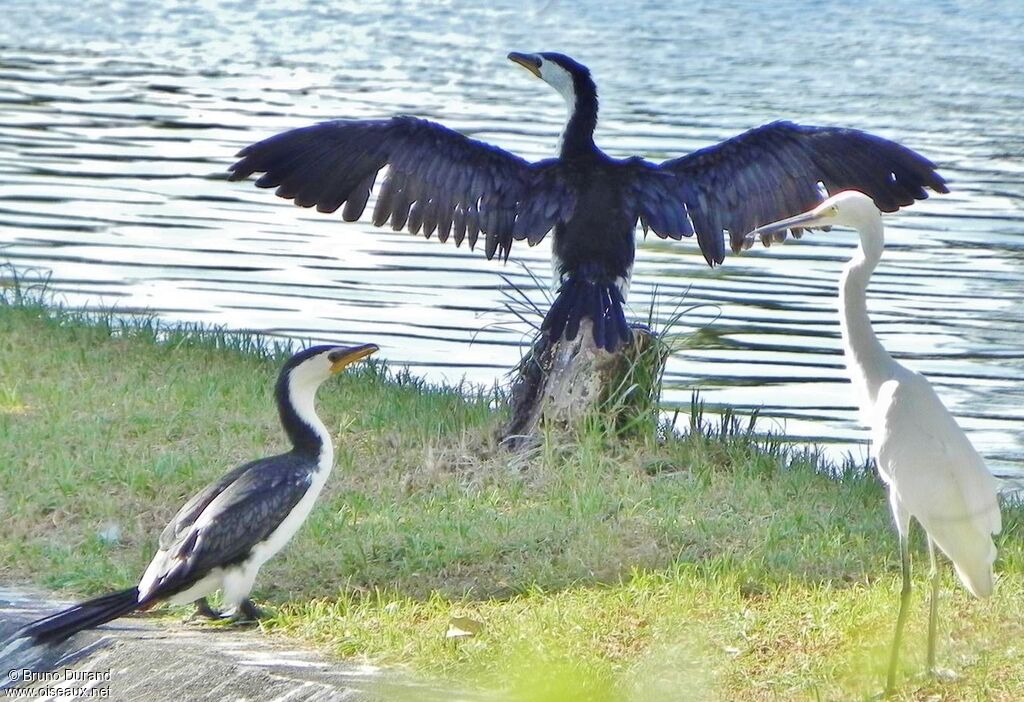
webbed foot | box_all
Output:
[193,597,223,620]
[226,598,266,624]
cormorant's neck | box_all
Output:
[275,371,331,463]
[559,80,598,158]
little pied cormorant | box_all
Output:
[228,52,947,352]
[2,343,377,650]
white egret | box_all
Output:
[747,190,1001,695]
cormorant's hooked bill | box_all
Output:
[330,343,378,372]
[1,343,377,652]
[507,52,541,77]
[229,53,947,352]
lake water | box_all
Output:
[0,0,1021,479]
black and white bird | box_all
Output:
[2,343,377,650]
[228,52,947,352]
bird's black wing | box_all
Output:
[229,116,575,260]
[144,454,315,598]
[157,461,253,551]
[627,121,948,265]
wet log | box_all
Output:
[500,320,668,450]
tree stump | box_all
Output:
[500,320,668,450]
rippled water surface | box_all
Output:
[1,0,1021,477]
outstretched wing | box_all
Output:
[628,121,948,265]
[229,116,575,261]
[140,454,313,599]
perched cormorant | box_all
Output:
[228,52,947,352]
[2,343,377,650]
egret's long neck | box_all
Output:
[838,220,894,407]
[559,80,597,158]
[276,373,333,470]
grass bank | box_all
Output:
[1,281,1022,701]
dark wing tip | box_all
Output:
[226,143,259,180]
[226,160,253,181]
[229,118,557,262]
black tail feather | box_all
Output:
[610,288,630,347]
[591,288,607,350]
[542,269,633,352]
[9,587,141,647]
[564,284,585,342]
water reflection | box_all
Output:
[0,0,1021,478]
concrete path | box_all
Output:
[0,589,482,702]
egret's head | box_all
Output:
[508,51,594,106]
[744,190,883,249]
[280,343,379,394]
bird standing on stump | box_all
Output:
[748,191,1001,696]
[229,52,948,352]
[2,343,377,652]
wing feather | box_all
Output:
[230,116,574,259]
[146,455,315,598]
[626,121,947,265]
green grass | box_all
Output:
[1,272,1023,701]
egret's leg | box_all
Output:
[927,537,940,673]
[886,533,912,697]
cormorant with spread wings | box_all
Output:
[229,52,947,351]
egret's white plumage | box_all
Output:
[749,190,1001,695]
